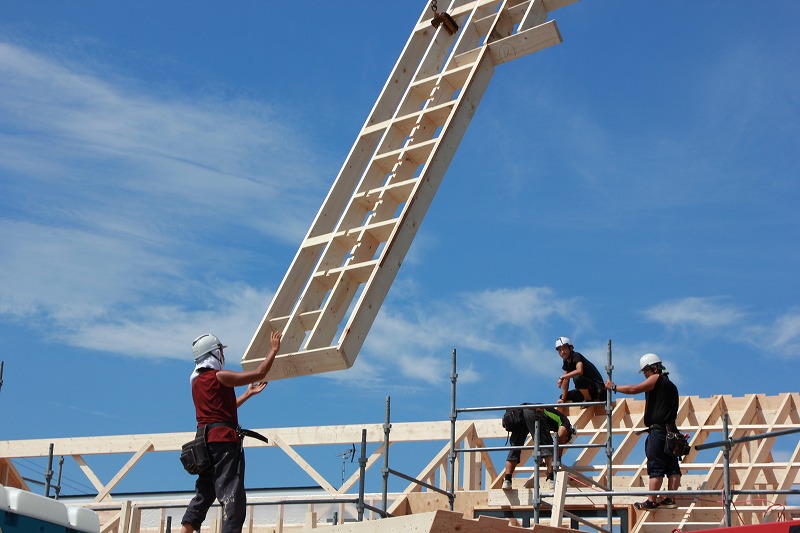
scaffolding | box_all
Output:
[2,370,800,531]
[443,346,800,532]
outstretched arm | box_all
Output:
[217,331,282,388]
[605,373,659,395]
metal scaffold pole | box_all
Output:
[45,443,54,497]
[605,339,614,530]
[357,429,367,521]
[723,413,733,527]
[448,348,457,511]
[533,419,541,524]
[382,396,391,514]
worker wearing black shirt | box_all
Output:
[555,337,605,403]
[606,353,681,511]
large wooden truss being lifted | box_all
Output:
[242,0,576,380]
[1,393,798,532]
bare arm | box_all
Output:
[557,361,584,397]
[237,382,267,407]
[563,361,585,381]
[605,373,659,395]
[217,331,282,388]
[558,378,569,402]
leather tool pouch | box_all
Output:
[180,425,213,475]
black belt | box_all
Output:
[195,421,236,438]
[198,423,269,444]
[636,423,667,435]
[238,428,269,444]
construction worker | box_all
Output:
[502,405,575,490]
[555,337,605,404]
[605,353,681,510]
[181,330,281,533]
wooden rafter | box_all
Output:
[240,0,576,381]
[1,394,798,531]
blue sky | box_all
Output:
[1,1,799,496]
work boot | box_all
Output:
[659,498,677,509]
[634,500,659,511]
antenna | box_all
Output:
[335,444,356,487]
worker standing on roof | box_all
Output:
[555,337,605,404]
[502,405,575,490]
[605,353,681,511]
[181,330,281,533]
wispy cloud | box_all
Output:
[643,296,745,329]
[57,283,276,361]
[740,311,800,358]
[643,296,800,359]
[0,40,330,345]
[327,285,592,388]
[48,401,124,421]
[0,41,326,237]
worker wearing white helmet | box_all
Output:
[555,337,606,405]
[181,330,282,533]
[605,353,681,511]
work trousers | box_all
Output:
[182,441,246,533]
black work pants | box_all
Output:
[506,410,554,463]
[182,441,245,533]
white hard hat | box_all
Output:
[555,337,572,350]
[192,334,226,363]
[639,353,662,371]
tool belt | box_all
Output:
[180,423,268,476]
[635,423,670,435]
[180,424,216,475]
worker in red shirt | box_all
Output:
[181,330,281,533]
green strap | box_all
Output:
[544,409,562,426]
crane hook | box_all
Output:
[430,0,459,35]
